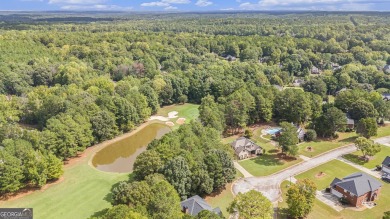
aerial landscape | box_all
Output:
[1,0,390,219]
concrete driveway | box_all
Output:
[232,136,390,203]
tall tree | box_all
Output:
[278,122,299,154]
[287,179,317,218]
[228,190,273,219]
[355,137,381,158]
[356,118,378,139]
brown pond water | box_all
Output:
[92,123,171,173]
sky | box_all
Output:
[1,0,390,11]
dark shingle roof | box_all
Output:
[332,172,382,197]
[382,156,390,167]
[180,195,221,216]
[231,137,262,155]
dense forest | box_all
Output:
[1,11,390,218]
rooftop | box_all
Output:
[180,195,221,216]
[331,172,382,197]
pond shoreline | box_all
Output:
[0,120,161,202]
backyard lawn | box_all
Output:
[282,159,390,219]
[0,104,200,219]
[377,123,390,138]
[343,145,390,169]
[298,132,357,157]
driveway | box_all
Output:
[232,136,390,203]
[374,136,390,147]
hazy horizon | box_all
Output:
[1,0,390,12]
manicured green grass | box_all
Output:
[0,154,130,219]
[298,132,357,157]
[295,159,361,190]
[0,104,200,219]
[205,172,243,217]
[283,159,390,219]
[377,124,390,138]
[239,155,302,177]
[157,103,199,125]
[343,145,390,169]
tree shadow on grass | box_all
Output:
[89,208,109,218]
[343,154,367,166]
[340,136,358,143]
[276,207,290,219]
[268,149,280,154]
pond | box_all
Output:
[91,123,171,173]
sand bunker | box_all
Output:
[315,172,326,178]
[168,111,178,118]
[149,111,179,122]
[176,118,186,125]
[166,121,175,127]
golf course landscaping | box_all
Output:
[0,104,199,219]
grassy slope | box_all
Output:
[0,104,199,219]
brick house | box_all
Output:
[330,172,382,207]
[231,137,263,160]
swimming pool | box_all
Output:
[266,128,282,135]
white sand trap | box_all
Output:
[168,111,178,118]
[149,111,178,122]
[166,121,175,127]
[149,116,169,122]
[176,118,186,125]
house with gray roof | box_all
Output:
[382,93,390,101]
[383,64,390,74]
[382,156,390,175]
[231,137,263,160]
[330,172,382,207]
[345,114,355,129]
[180,195,221,216]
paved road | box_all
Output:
[232,136,390,203]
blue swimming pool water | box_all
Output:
[266,128,282,135]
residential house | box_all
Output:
[331,62,342,71]
[180,195,221,216]
[311,66,321,74]
[330,172,382,207]
[345,114,355,129]
[293,79,305,87]
[335,88,348,96]
[297,127,306,141]
[382,93,390,101]
[382,156,390,175]
[225,55,237,61]
[231,137,263,160]
[383,64,390,74]
[275,124,306,142]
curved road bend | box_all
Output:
[232,144,356,202]
[232,136,390,203]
